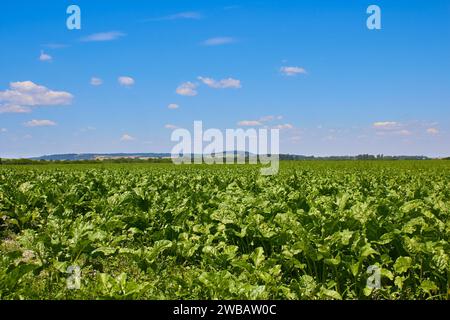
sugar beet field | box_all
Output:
[0,161,449,299]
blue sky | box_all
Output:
[1,0,449,158]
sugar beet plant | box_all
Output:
[0,161,449,299]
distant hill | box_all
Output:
[31,153,171,161]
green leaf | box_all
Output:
[381,268,394,280]
[324,255,341,266]
[360,244,379,258]
[321,288,342,300]
[363,287,373,297]
[420,280,438,294]
[251,247,265,268]
[394,256,412,274]
[350,262,360,277]
[92,247,117,256]
[145,240,173,263]
[394,276,404,289]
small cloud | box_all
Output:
[168,103,179,109]
[24,119,57,127]
[165,124,179,129]
[237,120,262,127]
[374,122,412,136]
[426,128,439,135]
[144,12,202,22]
[118,76,135,86]
[397,129,412,136]
[120,134,135,141]
[373,121,399,129]
[237,115,284,127]
[372,121,414,137]
[273,123,294,130]
[198,76,241,89]
[81,31,126,42]
[39,51,52,62]
[0,81,73,114]
[90,77,103,86]
[168,11,202,19]
[150,11,202,21]
[23,134,33,139]
[0,128,7,133]
[176,82,198,96]
[202,37,236,46]
[0,105,31,114]
[280,66,307,76]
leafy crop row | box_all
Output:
[0,161,449,299]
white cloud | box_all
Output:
[39,51,52,62]
[202,37,235,46]
[153,11,202,21]
[90,77,103,86]
[373,121,399,129]
[120,134,135,141]
[237,120,262,126]
[374,121,443,138]
[24,119,57,127]
[168,11,202,19]
[0,128,7,133]
[280,66,307,76]
[0,81,73,113]
[397,129,412,136]
[118,76,135,86]
[273,123,294,130]
[373,122,413,137]
[176,82,198,96]
[259,115,275,122]
[81,31,126,42]
[237,115,285,127]
[198,77,242,89]
[168,103,179,109]
[0,105,31,113]
[426,128,439,135]
[165,124,179,129]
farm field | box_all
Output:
[0,161,449,300]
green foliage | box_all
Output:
[0,161,449,299]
